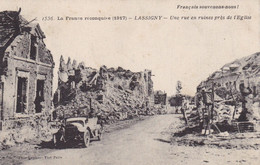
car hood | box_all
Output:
[69,123,85,132]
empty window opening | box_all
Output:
[16,77,28,113]
[30,35,37,60]
[35,80,45,113]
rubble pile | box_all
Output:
[54,56,154,123]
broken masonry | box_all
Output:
[54,56,155,122]
[195,52,260,133]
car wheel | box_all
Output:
[83,131,90,147]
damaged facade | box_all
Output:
[0,10,55,122]
[199,52,260,94]
[194,52,260,133]
[54,56,154,122]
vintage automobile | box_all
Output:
[53,117,103,147]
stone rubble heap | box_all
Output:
[54,56,155,123]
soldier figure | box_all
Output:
[238,82,252,121]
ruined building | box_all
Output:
[54,56,154,122]
[0,10,55,122]
[196,52,260,122]
[154,90,167,105]
[198,52,260,93]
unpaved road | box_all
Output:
[23,114,259,165]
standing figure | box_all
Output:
[238,82,252,121]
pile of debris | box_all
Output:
[53,56,155,123]
[154,90,167,114]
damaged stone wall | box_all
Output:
[0,115,53,150]
[38,39,54,65]
[54,56,155,123]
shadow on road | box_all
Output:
[154,138,171,144]
[38,140,96,150]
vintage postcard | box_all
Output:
[0,0,259,164]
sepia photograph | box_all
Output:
[0,0,259,164]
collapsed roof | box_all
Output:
[207,52,260,81]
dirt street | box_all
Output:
[22,114,259,165]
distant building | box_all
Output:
[0,10,54,121]
[154,90,167,105]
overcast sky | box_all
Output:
[1,0,259,95]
